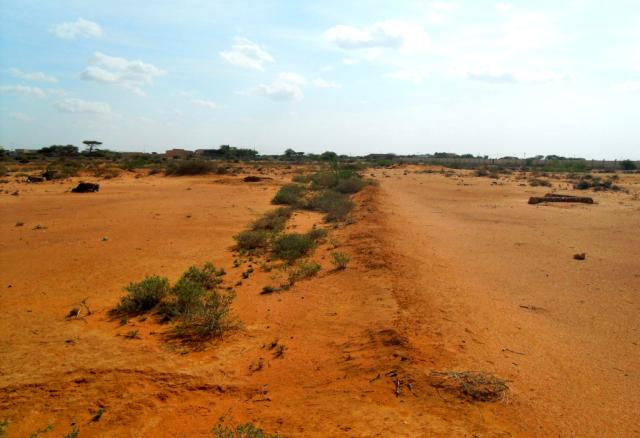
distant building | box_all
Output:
[165,148,191,159]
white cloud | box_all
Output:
[220,37,274,70]
[50,18,102,39]
[614,81,640,92]
[424,1,458,24]
[278,72,307,85]
[9,112,32,122]
[0,84,46,97]
[191,99,218,109]
[384,69,428,84]
[343,58,359,65]
[464,68,574,84]
[80,52,165,96]
[325,20,430,53]
[55,98,112,114]
[9,68,58,83]
[500,11,559,52]
[320,65,333,72]
[312,78,341,89]
[496,3,513,12]
[244,82,303,102]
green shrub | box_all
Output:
[306,228,327,241]
[528,178,552,187]
[234,230,270,250]
[272,183,306,206]
[251,207,293,232]
[212,422,281,438]
[172,289,236,340]
[272,233,315,262]
[573,176,620,191]
[288,260,321,284]
[160,277,208,319]
[179,262,224,289]
[334,176,366,194]
[165,160,215,176]
[115,276,170,314]
[331,251,350,270]
[310,171,338,190]
[63,425,80,438]
[308,190,353,221]
[291,173,310,183]
[621,160,637,171]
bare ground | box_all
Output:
[0,168,639,436]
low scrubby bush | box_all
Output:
[334,176,366,194]
[166,160,215,176]
[212,422,281,438]
[172,289,236,340]
[288,260,321,284]
[291,173,310,183]
[272,233,315,262]
[251,207,293,232]
[113,263,235,341]
[331,251,350,270]
[306,227,327,241]
[573,176,620,191]
[528,178,552,187]
[115,276,170,314]
[272,183,306,206]
[234,230,270,250]
[308,190,354,221]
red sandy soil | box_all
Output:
[1,168,639,437]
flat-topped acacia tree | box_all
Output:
[83,140,102,154]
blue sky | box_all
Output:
[0,0,639,159]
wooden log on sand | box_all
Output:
[528,193,594,205]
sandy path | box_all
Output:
[377,169,640,436]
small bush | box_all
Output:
[180,262,224,289]
[251,207,293,232]
[291,173,310,183]
[172,289,236,340]
[528,178,552,187]
[573,176,620,191]
[212,422,281,438]
[331,251,350,270]
[0,165,7,177]
[166,160,215,176]
[334,176,366,194]
[308,190,353,222]
[288,260,321,284]
[272,183,306,206]
[234,230,270,250]
[160,277,208,319]
[272,233,315,262]
[621,160,637,171]
[310,171,338,190]
[115,276,170,314]
[306,227,328,241]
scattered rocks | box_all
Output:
[71,182,100,193]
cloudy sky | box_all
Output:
[0,0,639,159]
